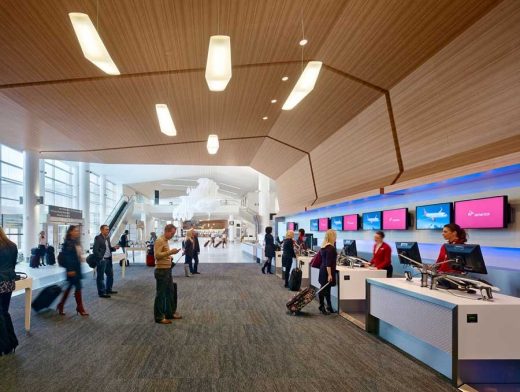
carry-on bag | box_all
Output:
[46,246,56,265]
[288,261,303,291]
[214,240,222,248]
[30,254,40,268]
[31,285,62,312]
[286,283,330,315]
[310,250,322,268]
[146,254,155,267]
[204,240,211,247]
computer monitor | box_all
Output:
[304,233,314,249]
[395,242,422,265]
[445,244,488,274]
[343,240,357,257]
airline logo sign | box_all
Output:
[455,197,505,229]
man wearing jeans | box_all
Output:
[153,224,182,324]
[93,225,119,298]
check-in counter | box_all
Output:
[296,256,312,287]
[275,251,283,278]
[241,242,262,263]
[366,277,520,387]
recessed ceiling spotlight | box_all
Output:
[299,39,308,46]
[262,116,268,120]
[282,76,289,81]
[271,99,277,103]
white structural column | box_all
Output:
[258,173,271,236]
[228,214,235,242]
[22,150,40,259]
[78,162,90,249]
[100,175,107,222]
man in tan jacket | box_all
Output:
[153,224,181,324]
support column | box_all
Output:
[22,150,40,260]
[228,215,235,242]
[79,162,90,249]
[258,173,271,236]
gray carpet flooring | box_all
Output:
[1,263,456,392]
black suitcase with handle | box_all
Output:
[288,261,303,291]
[31,285,62,312]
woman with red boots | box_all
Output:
[57,225,88,316]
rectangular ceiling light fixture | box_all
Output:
[69,12,120,75]
[205,35,232,91]
[155,104,177,136]
[282,61,322,110]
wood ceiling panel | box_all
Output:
[391,0,520,182]
[310,96,399,203]
[276,155,315,214]
[40,138,263,166]
[317,0,500,89]
[268,68,383,152]
[250,138,306,180]
[1,63,298,151]
[0,0,346,85]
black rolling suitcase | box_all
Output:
[286,283,330,315]
[30,248,40,268]
[288,261,303,291]
[46,246,56,265]
[214,240,222,248]
[31,285,62,312]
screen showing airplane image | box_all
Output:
[331,216,343,231]
[416,202,452,230]
[310,219,319,231]
[362,211,382,230]
[343,214,359,231]
[454,196,507,229]
[382,208,408,230]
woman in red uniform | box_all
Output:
[369,231,393,277]
[436,223,468,273]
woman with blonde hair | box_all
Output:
[0,227,19,354]
[183,229,194,277]
[281,230,296,288]
[318,229,337,315]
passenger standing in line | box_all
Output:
[318,229,337,315]
[261,226,275,274]
[153,224,181,324]
[368,231,393,278]
[56,225,88,316]
[436,223,468,273]
[222,231,227,248]
[93,225,119,298]
[192,230,201,275]
[0,227,18,355]
[38,231,47,267]
[281,230,296,288]
[183,229,194,277]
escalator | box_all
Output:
[103,195,135,244]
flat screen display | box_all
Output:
[454,196,508,229]
[318,218,330,232]
[331,216,343,231]
[382,208,408,230]
[362,211,382,230]
[310,219,319,231]
[343,214,359,231]
[416,202,452,230]
[286,222,297,231]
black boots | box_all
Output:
[261,261,273,274]
[57,287,71,315]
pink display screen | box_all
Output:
[455,196,507,229]
[287,222,295,231]
[382,208,408,230]
[343,214,359,231]
[318,218,329,231]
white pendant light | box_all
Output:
[68,13,120,75]
[207,134,219,154]
[155,104,177,136]
[282,61,322,110]
[205,36,232,91]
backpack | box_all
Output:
[86,254,98,269]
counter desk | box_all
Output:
[14,277,33,333]
[366,277,520,388]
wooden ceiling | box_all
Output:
[0,0,509,211]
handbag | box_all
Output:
[310,250,322,268]
[86,253,98,269]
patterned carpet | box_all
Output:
[1,263,456,392]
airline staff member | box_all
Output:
[436,223,468,273]
[368,231,393,277]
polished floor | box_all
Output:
[2,261,456,392]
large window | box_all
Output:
[44,160,74,208]
[89,172,101,242]
[0,145,23,209]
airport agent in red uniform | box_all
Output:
[436,223,468,273]
[369,231,393,277]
